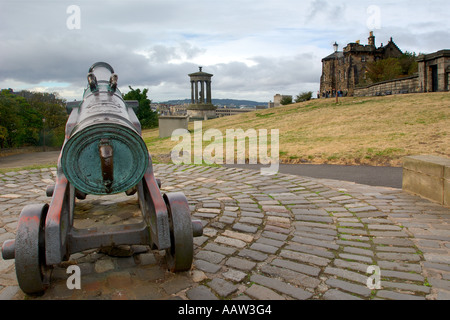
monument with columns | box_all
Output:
[187,67,217,121]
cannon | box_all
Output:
[1,62,203,295]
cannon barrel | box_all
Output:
[61,62,149,195]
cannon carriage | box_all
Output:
[1,62,203,295]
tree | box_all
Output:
[21,91,68,147]
[365,52,418,84]
[280,95,293,106]
[0,90,67,149]
[366,58,403,83]
[0,90,28,148]
[0,126,7,148]
[295,91,313,103]
[398,51,418,76]
[123,87,158,129]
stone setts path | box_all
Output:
[0,164,449,300]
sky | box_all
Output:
[0,0,449,103]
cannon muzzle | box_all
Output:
[61,62,149,195]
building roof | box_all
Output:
[322,51,344,61]
[322,38,402,62]
[417,49,450,61]
[188,67,213,77]
[379,38,403,55]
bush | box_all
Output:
[280,95,293,105]
[295,91,313,103]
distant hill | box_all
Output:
[158,99,266,108]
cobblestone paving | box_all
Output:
[0,164,449,300]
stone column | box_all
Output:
[206,81,212,104]
[200,81,205,104]
[438,58,446,91]
[191,81,195,104]
[195,81,199,104]
[427,66,433,92]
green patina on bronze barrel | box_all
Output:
[61,62,149,195]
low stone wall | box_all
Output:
[403,155,450,207]
[354,75,419,97]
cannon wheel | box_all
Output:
[15,204,50,295]
[163,192,194,272]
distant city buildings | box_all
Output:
[155,102,263,118]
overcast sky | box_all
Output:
[1,0,449,103]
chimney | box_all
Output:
[368,31,375,46]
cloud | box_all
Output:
[136,42,206,64]
[307,0,348,25]
[0,0,449,102]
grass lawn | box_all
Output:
[143,92,450,167]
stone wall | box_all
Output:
[354,75,419,97]
[403,155,450,207]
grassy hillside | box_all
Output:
[143,92,450,167]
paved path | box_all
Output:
[0,164,449,300]
[224,164,403,189]
[0,151,60,169]
[1,151,404,188]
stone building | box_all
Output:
[186,67,217,121]
[268,94,292,108]
[417,50,450,93]
[320,32,403,97]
